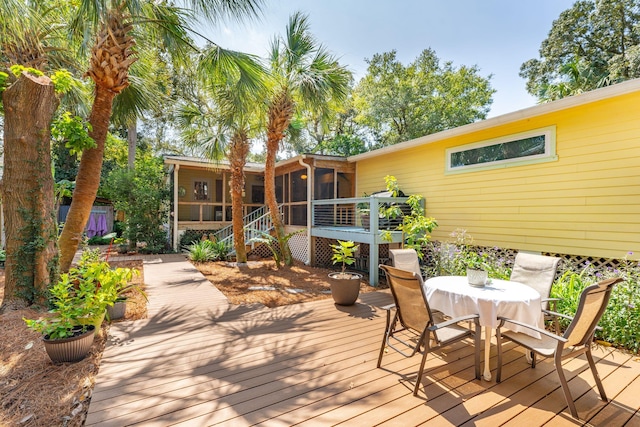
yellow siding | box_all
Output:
[355,91,640,259]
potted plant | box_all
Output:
[24,249,142,361]
[24,277,98,363]
[328,240,363,305]
[105,267,144,321]
[357,193,370,230]
[465,251,488,287]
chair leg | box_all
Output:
[474,320,481,380]
[413,331,432,396]
[377,310,393,368]
[495,325,502,383]
[555,351,578,419]
[586,347,608,402]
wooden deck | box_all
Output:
[86,256,640,426]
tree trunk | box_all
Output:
[1,73,59,307]
[58,86,116,271]
[229,130,249,263]
[127,122,136,170]
[265,91,294,267]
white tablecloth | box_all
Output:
[424,276,543,338]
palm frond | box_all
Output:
[184,0,264,23]
[136,1,196,65]
[112,74,164,127]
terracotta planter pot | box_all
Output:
[107,300,126,321]
[43,325,96,363]
[328,272,363,305]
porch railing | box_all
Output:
[214,205,284,250]
[311,196,411,231]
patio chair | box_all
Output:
[495,277,623,419]
[389,248,422,277]
[511,252,562,333]
[511,252,561,310]
[378,265,481,397]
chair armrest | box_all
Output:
[497,316,568,342]
[542,297,562,302]
[429,314,479,331]
[541,309,573,321]
[381,303,396,311]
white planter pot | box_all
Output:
[467,269,488,287]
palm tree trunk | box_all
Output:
[229,130,250,263]
[127,122,136,170]
[58,86,116,271]
[1,73,59,307]
[59,3,135,271]
[265,92,294,266]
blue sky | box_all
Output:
[204,0,577,118]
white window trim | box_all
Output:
[445,125,558,174]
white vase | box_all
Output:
[467,269,488,287]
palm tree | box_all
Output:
[264,12,351,266]
[57,0,265,271]
[538,58,611,102]
[111,47,171,173]
[178,47,266,262]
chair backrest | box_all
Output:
[564,277,622,347]
[380,264,434,334]
[389,248,422,277]
[510,252,561,308]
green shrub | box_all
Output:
[188,240,229,262]
[180,229,218,249]
[113,220,126,237]
[248,229,305,268]
[87,232,117,246]
[425,229,510,279]
[105,155,169,252]
[551,259,640,354]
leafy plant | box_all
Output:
[248,229,305,268]
[180,229,218,249]
[105,155,169,252]
[87,232,117,246]
[378,176,438,257]
[10,64,43,78]
[427,229,509,278]
[397,194,437,257]
[49,69,76,94]
[187,240,230,262]
[24,250,139,339]
[51,112,95,156]
[330,240,359,275]
[464,251,488,270]
[550,258,640,354]
[0,71,8,92]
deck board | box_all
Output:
[86,256,640,426]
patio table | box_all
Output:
[424,276,542,381]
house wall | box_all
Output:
[355,91,640,259]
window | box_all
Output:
[194,181,209,200]
[446,126,557,173]
[291,170,307,202]
[314,168,334,200]
[252,185,264,204]
[275,176,284,203]
[214,179,223,202]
